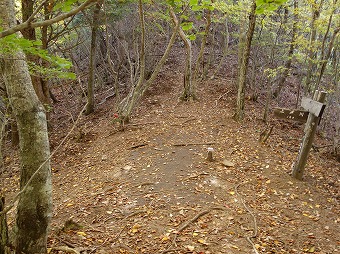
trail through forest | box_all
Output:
[3,68,339,254]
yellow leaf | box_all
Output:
[77,231,86,236]
[198,239,206,244]
[229,191,235,195]
[66,203,73,207]
[161,236,170,242]
[193,232,199,237]
[131,224,141,233]
[231,245,240,250]
[266,180,271,184]
[308,246,315,252]
[303,213,309,217]
[254,244,261,249]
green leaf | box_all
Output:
[181,22,193,31]
[188,34,196,40]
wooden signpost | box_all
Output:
[273,90,327,180]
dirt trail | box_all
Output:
[2,74,339,253]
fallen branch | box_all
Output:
[172,141,215,147]
[183,172,209,181]
[129,143,148,149]
[162,207,225,254]
[235,182,259,254]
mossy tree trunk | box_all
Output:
[234,0,257,121]
[0,0,52,253]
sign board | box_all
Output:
[273,107,309,123]
[301,97,326,117]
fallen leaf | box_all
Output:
[131,224,141,233]
[222,159,235,167]
[186,245,195,251]
[77,231,86,236]
[308,246,315,252]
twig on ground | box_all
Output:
[172,141,215,147]
[183,172,209,181]
[235,182,259,254]
[129,143,148,149]
[54,236,77,248]
[162,207,225,254]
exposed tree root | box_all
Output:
[235,182,259,254]
[162,207,225,254]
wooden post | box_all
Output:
[292,90,327,180]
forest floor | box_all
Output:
[1,59,340,254]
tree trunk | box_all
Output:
[21,0,51,108]
[85,0,103,115]
[212,18,230,78]
[118,6,179,125]
[0,197,9,254]
[193,5,212,82]
[304,0,324,94]
[234,1,257,121]
[169,10,195,101]
[273,0,298,99]
[0,0,52,253]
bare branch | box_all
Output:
[0,0,97,38]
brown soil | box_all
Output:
[1,68,339,254]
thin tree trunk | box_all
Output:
[169,10,195,101]
[212,18,230,78]
[0,0,52,252]
[193,5,212,82]
[21,0,51,108]
[118,4,179,123]
[304,0,324,93]
[273,0,298,99]
[315,26,340,90]
[234,1,257,121]
[85,0,103,115]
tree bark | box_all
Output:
[21,0,51,112]
[0,197,9,254]
[85,0,103,115]
[169,9,195,101]
[0,0,52,253]
[118,4,179,124]
[273,0,298,99]
[234,1,257,121]
[193,5,212,82]
[304,0,324,93]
